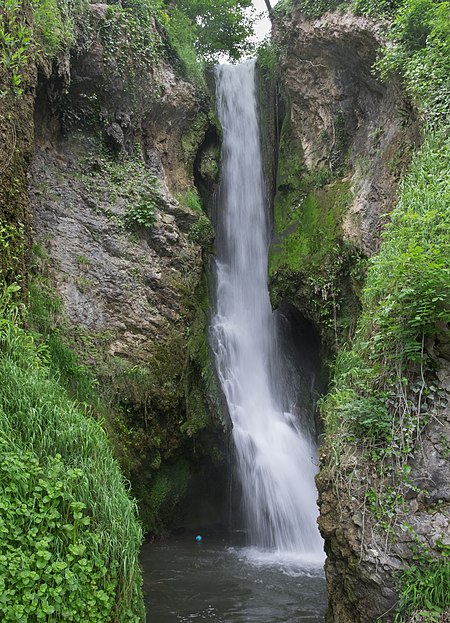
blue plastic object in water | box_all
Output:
[195,535,202,542]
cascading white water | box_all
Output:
[211,60,324,559]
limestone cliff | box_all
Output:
[270,6,449,623]
[1,1,225,535]
[270,10,418,348]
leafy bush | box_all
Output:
[0,283,144,622]
[321,131,450,446]
[0,0,32,95]
[124,196,158,229]
[32,0,87,58]
[188,214,214,249]
[376,0,450,125]
[0,221,24,282]
[172,0,254,62]
[163,6,205,85]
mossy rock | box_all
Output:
[268,111,366,350]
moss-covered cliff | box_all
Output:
[269,1,450,621]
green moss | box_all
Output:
[199,145,220,184]
[268,111,362,348]
[178,186,203,212]
[181,112,209,172]
[270,179,352,274]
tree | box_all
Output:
[172,0,255,61]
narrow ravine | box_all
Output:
[210,60,324,559]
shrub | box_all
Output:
[0,283,145,622]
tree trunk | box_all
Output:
[264,0,272,11]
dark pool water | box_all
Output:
[142,539,327,623]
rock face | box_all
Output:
[317,379,450,623]
[31,146,202,363]
[273,10,418,257]
[271,8,449,623]
[27,3,225,533]
[0,4,37,285]
[31,4,211,361]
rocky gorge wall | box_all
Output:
[1,0,226,536]
[268,5,449,622]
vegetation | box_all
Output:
[0,282,144,622]
[271,0,450,618]
[1,0,255,98]
[172,0,254,61]
[394,544,450,623]
[0,0,32,95]
[268,111,364,346]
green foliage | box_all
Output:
[360,132,450,368]
[125,199,157,230]
[163,6,205,84]
[100,0,163,84]
[0,283,144,622]
[172,0,254,62]
[188,213,214,249]
[257,38,280,80]
[0,220,24,282]
[375,0,450,125]
[178,187,203,213]
[0,451,116,622]
[274,0,347,19]
[320,131,450,452]
[394,545,450,623]
[0,0,32,95]
[31,0,87,58]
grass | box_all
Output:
[394,547,450,623]
[0,282,144,622]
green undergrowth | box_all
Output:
[393,544,450,623]
[178,186,215,251]
[0,282,144,622]
[321,131,450,449]
[0,220,25,285]
[162,5,205,85]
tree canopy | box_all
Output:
[172,0,255,61]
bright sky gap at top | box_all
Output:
[251,0,281,42]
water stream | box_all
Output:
[210,60,324,558]
[142,60,327,622]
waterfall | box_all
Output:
[210,60,324,559]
